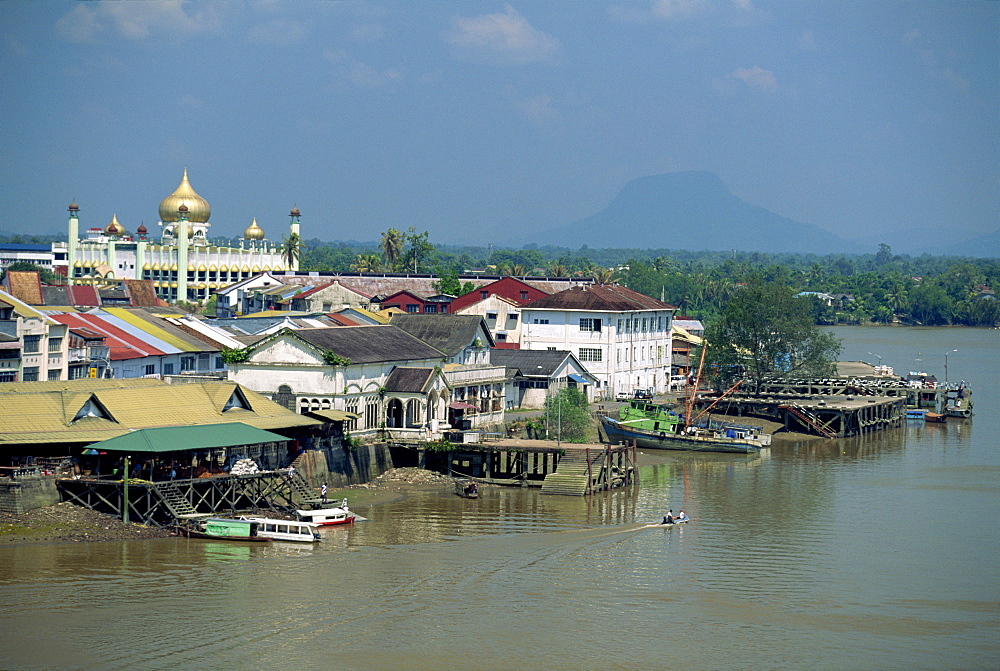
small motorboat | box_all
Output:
[924,412,947,423]
[455,480,479,499]
[296,499,356,526]
[176,517,272,542]
[660,516,691,527]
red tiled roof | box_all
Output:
[66,285,101,307]
[123,279,160,307]
[522,284,676,311]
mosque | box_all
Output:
[67,169,300,303]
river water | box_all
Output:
[1,327,997,670]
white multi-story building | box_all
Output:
[519,284,676,399]
[0,290,70,382]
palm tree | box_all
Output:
[351,254,383,273]
[592,267,619,284]
[548,262,569,277]
[279,233,303,270]
[379,228,404,270]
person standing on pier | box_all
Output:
[321,483,328,502]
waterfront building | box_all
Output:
[63,170,300,304]
[489,348,600,408]
[0,289,70,382]
[519,284,676,399]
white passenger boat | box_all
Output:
[239,516,321,542]
[296,499,356,526]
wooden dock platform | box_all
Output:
[694,393,906,438]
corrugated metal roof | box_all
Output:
[87,422,290,453]
[522,284,676,312]
[101,308,199,352]
[0,380,319,446]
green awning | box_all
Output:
[84,422,291,454]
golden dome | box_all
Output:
[187,264,196,272]
[142,263,151,271]
[208,264,218,272]
[73,260,82,268]
[104,214,125,236]
[159,168,211,223]
[219,264,229,272]
[198,264,207,272]
[152,263,161,271]
[243,217,265,240]
[170,263,179,271]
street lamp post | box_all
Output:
[944,349,957,385]
[867,352,882,366]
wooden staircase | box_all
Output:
[541,449,606,496]
[148,482,199,518]
[781,403,838,439]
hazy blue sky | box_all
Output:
[1,1,996,248]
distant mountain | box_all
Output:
[533,171,852,254]
[932,228,1000,259]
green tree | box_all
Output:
[351,254,383,273]
[401,227,435,273]
[907,283,953,325]
[432,269,476,297]
[542,387,591,443]
[705,281,842,393]
[279,232,304,269]
[379,228,405,269]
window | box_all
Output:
[423,305,438,313]
[0,371,16,382]
[48,369,61,380]
[215,356,224,369]
[163,363,174,375]
[22,366,39,381]
[322,302,332,312]
[48,337,63,353]
[481,291,489,299]
[579,348,602,362]
[533,318,549,324]
[618,319,624,332]
[496,333,507,341]
[580,318,602,332]
[145,364,156,375]
[181,357,195,371]
[520,291,528,300]
[507,313,518,324]
[407,304,419,313]
[23,335,40,354]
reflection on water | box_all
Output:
[0,326,997,670]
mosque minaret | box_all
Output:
[67,170,300,303]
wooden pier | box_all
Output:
[57,469,313,528]
[693,393,906,438]
[393,438,637,495]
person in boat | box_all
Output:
[341,498,348,511]
[663,510,675,524]
[676,510,688,522]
